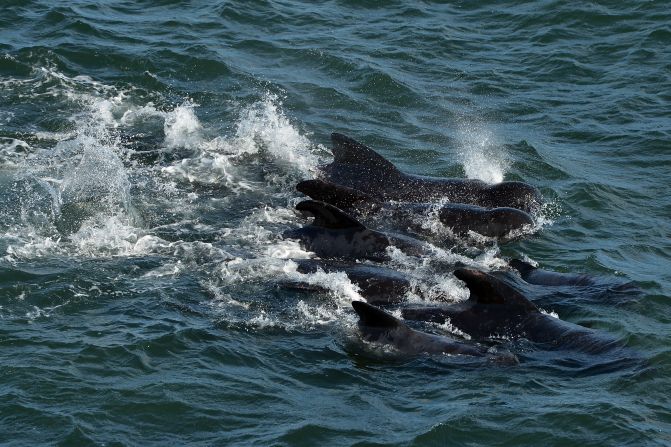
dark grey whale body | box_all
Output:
[402,269,623,354]
[508,259,643,307]
[297,179,534,239]
[283,200,429,261]
[280,259,412,305]
[352,301,517,363]
[510,259,599,287]
[319,133,542,213]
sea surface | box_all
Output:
[1,1,670,445]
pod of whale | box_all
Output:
[277,131,636,366]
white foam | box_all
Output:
[413,199,455,240]
[0,69,156,260]
[4,233,63,260]
[264,239,313,259]
[164,102,203,149]
[416,275,470,303]
[161,153,242,188]
[386,244,470,272]
[132,235,168,254]
[520,254,539,267]
[473,246,509,270]
[282,260,364,303]
[0,138,31,166]
[295,300,342,327]
[119,102,166,127]
[434,318,472,340]
[33,131,78,142]
[26,305,51,321]
[540,308,560,319]
[534,199,559,229]
[204,281,251,310]
[217,205,312,259]
[69,215,145,257]
[248,311,279,329]
[3,214,148,261]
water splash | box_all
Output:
[234,94,319,174]
[456,119,509,183]
[1,69,142,258]
[161,94,319,188]
[164,102,204,150]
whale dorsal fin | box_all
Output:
[509,259,536,276]
[295,200,365,230]
[454,268,539,312]
[352,301,402,328]
[331,133,399,174]
[296,179,376,207]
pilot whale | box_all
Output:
[319,133,542,213]
[283,200,431,261]
[402,268,623,354]
[297,179,534,239]
[352,301,517,363]
[508,259,643,306]
[510,259,600,287]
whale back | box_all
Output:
[509,259,536,276]
[352,300,402,328]
[509,259,600,287]
[296,200,365,230]
[287,200,392,261]
[296,179,377,210]
[454,268,539,313]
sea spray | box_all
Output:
[456,117,509,184]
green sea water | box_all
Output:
[1,1,670,445]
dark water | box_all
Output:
[1,1,670,445]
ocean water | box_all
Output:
[1,1,670,445]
